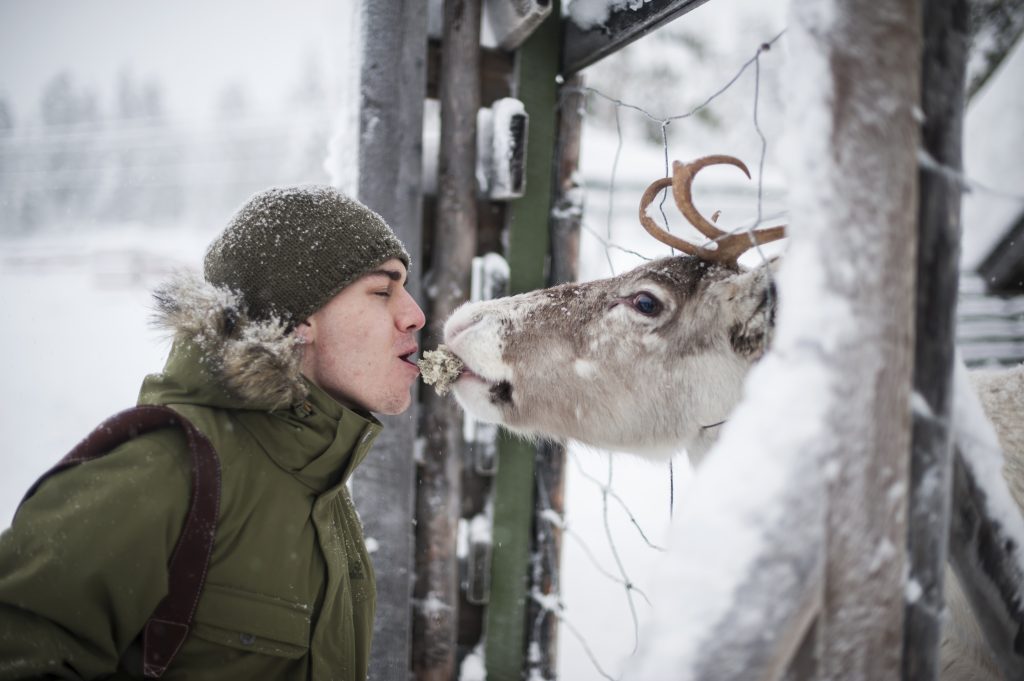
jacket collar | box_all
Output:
[234,380,382,493]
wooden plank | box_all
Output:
[561,0,711,76]
[903,1,968,678]
[526,440,567,681]
[426,39,515,106]
[524,72,584,680]
[354,2,429,680]
[486,3,562,679]
[414,1,482,680]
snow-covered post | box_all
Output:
[353,2,428,679]
[789,2,922,678]
[631,3,922,680]
[415,1,481,680]
[903,0,967,678]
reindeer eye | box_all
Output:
[630,292,662,316]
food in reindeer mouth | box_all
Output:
[418,345,465,396]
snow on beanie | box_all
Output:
[204,185,410,324]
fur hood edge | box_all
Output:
[152,271,308,410]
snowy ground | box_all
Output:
[0,226,213,517]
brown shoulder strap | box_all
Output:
[20,405,221,679]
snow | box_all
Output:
[906,577,923,605]
[539,509,564,529]
[487,98,527,200]
[469,511,492,544]
[626,318,832,678]
[457,512,493,561]
[567,0,655,29]
[0,225,215,525]
[417,592,452,616]
[953,360,1024,564]
[459,644,486,681]
[457,518,469,559]
[323,0,361,194]
[476,98,529,199]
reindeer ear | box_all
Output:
[711,265,777,359]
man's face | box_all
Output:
[299,258,426,415]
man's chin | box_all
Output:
[372,389,414,416]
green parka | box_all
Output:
[0,273,382,680]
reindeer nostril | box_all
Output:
[489,380,513,405]
[446,311,487,342]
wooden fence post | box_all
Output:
[788,1,922,678]
[903,0,968,678]
[354,2,429,680]
[524,71,585,681]
[414,1,482,680]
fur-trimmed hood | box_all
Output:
[150,271,308,411]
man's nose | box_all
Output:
[400,289,426,332]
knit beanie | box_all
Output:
[204,185,410,324]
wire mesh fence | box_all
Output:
[543,20,1024,680]
[538,29,789,680]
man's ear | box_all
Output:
[293,319,315,344]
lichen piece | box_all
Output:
[418,345,464,396]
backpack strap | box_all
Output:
[20,405,221,679]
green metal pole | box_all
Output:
[485,2,562,679]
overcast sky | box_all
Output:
[0,0,354,123]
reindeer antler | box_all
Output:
[638,155,786,265]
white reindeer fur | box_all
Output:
[443,255,1023,681]
[445,257,771,461]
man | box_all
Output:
[0,186,425,680]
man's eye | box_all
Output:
[375,290,391,298]
[630,292,662,316]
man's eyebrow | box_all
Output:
[364,269,405,283]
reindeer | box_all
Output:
[439,156,1024,681]
[443,155,788,463]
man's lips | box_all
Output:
[398,347,419,369]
